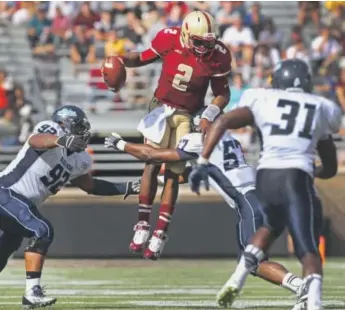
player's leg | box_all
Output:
[0,188,56,307]
[285,170,323,310]
[129,130,170,253]
[215,186,302,306]
[144,111,191,260]
[0,228,23,273]
[235,190,304,293]
[216,170,286,307]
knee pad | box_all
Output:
[25,235,54,256]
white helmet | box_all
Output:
[181,11,219,55]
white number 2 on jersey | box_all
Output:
[164,28,178,35]
[172,64,193,92]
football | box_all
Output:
[101,56,127,92]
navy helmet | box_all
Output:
[271,59,312,93]
[52,105,91,140]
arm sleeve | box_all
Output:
[212,43,232,77]
[148,28,176,57]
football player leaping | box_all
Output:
[104,107,308,309]
[189,59,341,310]
[103,11,232,260]
[0,105,140,308]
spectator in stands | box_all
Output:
[94,10,114,41]
[336,65,345,111]
[253,44,280,78]
[324,4,345,58]
[258,18,282,50]
[311,24,341,76]
[324,4,345,38]
[11,1,34,26]
[132,2,157,20]
[250,66,270,88]
[0,1,16,22]
[225,73,249,112]
[111,2,129,29]
[70,26,96,66]
[3,84,34,146]
[51,6,71,47]
[0,70,9,116]
[74,2,99,33]
[216,1,245,36]
[165,2,187,27]
[188,1,213,13]
[27,4,51,48]
[116,11,146,46]
[222,13,255,67]
[105,29,132,57]
[298,1,320,28]
[142,9,166,44]
[285,32,310,66]
[244,2,265,40]
[48,1,78,20]
[32,26,55,56]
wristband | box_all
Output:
[116,140,127,151]
[197,156,209,165]
[201,105,221,122]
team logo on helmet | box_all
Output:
[57,108,77,119]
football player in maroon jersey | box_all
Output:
[105,11,232,260]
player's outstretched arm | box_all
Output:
[28,133,59,149]
[29,133,87,152]
[70,172,140,199]
[200,107,254,161]
[315,135,338,179]
[104,133,183,163]
[120,49,159,68]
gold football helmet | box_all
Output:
[181,11,219,55]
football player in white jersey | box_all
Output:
[189,59,341,310]
[0,105,140,308]
[104,107,308,307]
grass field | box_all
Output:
[1,259,345,310]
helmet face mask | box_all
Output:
[189,34,217,55]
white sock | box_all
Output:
[226,245,265,290]
[282,272,304,293]
[26,278,40,293]
[305,274,322,310]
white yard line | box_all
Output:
[127,300,345,308]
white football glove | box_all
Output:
[104,132,123,150]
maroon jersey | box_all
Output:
[142,27,231,113]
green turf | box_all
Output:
[1,259,344,309]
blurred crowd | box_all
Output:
[0,69,36,146]
[0,1,345,153]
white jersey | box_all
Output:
[238,88,342,176]
[177,131,255,208]
[0,120,92,207]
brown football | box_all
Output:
[101,56,126,92]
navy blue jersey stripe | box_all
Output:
[0,148,45,187]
